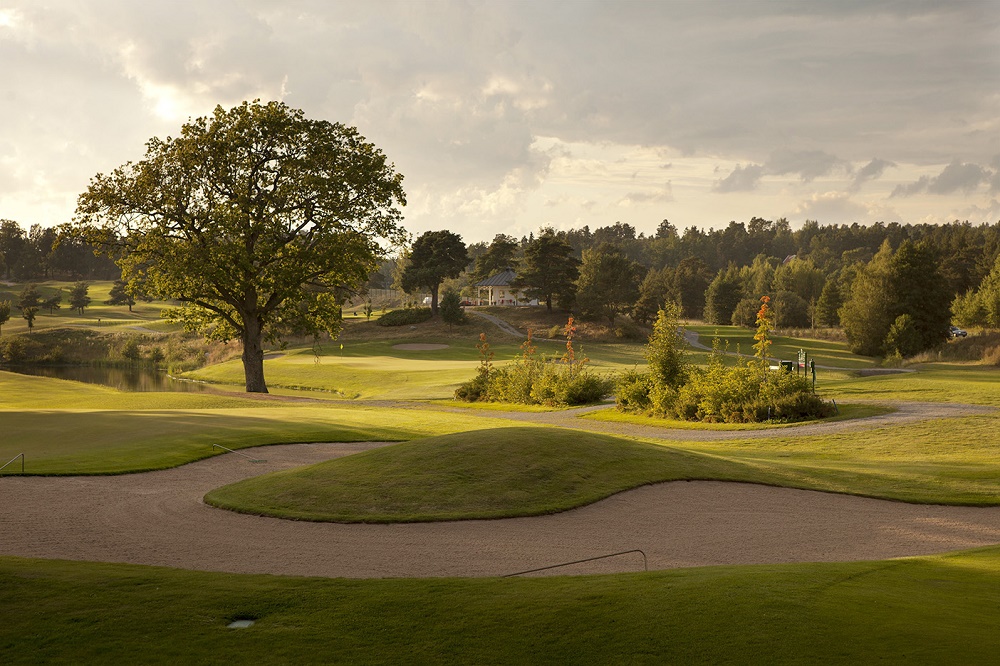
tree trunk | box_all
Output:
[241,316,268,393]
[545,294,552,311]
[430,284,439,315]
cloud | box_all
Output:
[765,149,847,182]
[617,182,674,206]
[891,161,994,197]
[713,164,764,192]
[850,158,896,191]
[791,191,870,224]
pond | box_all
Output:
[2,364,211,392]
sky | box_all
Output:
[1,1,998,245]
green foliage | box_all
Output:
[619,303,831,423]
[632,266,676,325]
[704,265,744,325]
[472,233,519,282]
[511,228,580,311]
[840,240,896,356]
[646,303,687,389]
[439,288,466,328]
[17,283,40,331]
[0,299,10,334]
[75,100,406,393]
[576,243,645,326]
[0,335,28,362]
[400,230,469,314]
[952,253,1000,329]
[772,290,811,328]
[375,307,433,327]
[841,239,952,356]
[68,281,90,315]
[885,313,921,357]
[455,325,612,406]
[730,297,758,327]
[614,369,653,412]
[814,278,843,326]
[106,279,135,311]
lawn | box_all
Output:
[204,427,732,522]
[686,324,878,369]
[178,334,645,399]
[3,318,1000,662]
[0,280,180,335]
[2,548,999,664]
[0,371,516,474]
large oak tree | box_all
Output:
[75,100,406,392]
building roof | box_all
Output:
[474,268,517,287]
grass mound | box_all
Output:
[204,427,715,522]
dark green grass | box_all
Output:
[204,427,730,522]
[2,549,999,664]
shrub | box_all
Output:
[617,299,834,423]
[615,370,652,412]
[455,323,611,406]
[376,307,433,327]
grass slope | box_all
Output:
[0,372,515,474]
[204,427,728,522]
[2,549,999,664]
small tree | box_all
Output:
[42,292,62,314]
[753,295,773,367]
[0,300,10,335]
[440,288,466,329]
[647,303,688,389]
[885,314,921,358]
[17,284,41,332]
[69,281,91,315]
[107,279,136,312]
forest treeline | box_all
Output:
[371,217,1000,359]
[0,220,118,281]
[5,215,1000,359]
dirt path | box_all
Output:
[4,441,1000,579]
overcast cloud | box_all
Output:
[1,0,998,242]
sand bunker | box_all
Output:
[4,441,1000,579]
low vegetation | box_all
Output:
[376,306,433,327]
[618,302,834,423]
[454,320,613,406]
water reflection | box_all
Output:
[3,365,209,392]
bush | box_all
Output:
[617,302,834,424]
[376,307,433,327]
[455,324,612,406]
[615,370,652,412]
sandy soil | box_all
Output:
[4,441,1000,579]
